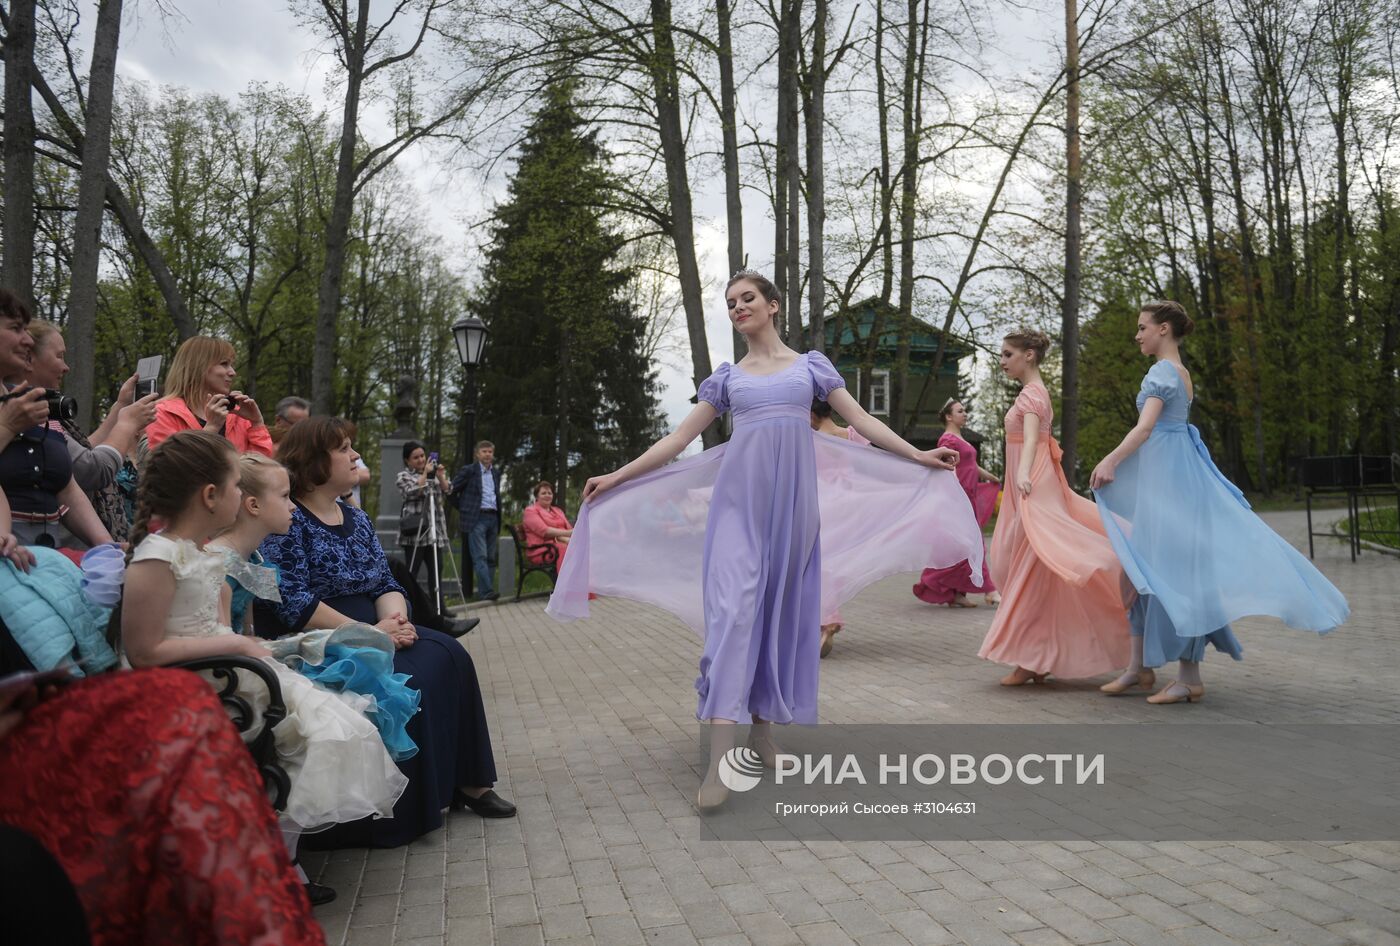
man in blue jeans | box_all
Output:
[451,440,502,601]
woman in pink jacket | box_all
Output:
[145,337,273,457]
[521,480,573,568]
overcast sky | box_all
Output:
[115,0,1061,433]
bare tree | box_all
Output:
[1061,0,1083,480]
[2,0,38,308]
[64,0,122,427]
[717,0,746,360]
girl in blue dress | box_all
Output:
[1090,301,1350,704]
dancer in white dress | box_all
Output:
[121,430,407,832]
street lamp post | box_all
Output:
[452,315,490,465]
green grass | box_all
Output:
[1352,506,1400,550]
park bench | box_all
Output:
[509,521,559,600]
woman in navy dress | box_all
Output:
[256,417,515,847]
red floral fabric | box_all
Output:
[0,669,324,946]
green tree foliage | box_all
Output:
[471,79,664,511]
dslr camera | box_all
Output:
[0,386,78,423]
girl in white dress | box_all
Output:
[121,430,407,833]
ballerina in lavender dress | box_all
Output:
[547,270,985,809]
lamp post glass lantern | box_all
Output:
[453,315,489,369]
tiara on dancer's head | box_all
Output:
[730,267,766,280]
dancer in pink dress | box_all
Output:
[548,271,983,809]
[912,398,1001,607]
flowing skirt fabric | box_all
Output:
[978,434,1132,678]
[547,427,984,722]
[1094,423,1347,666]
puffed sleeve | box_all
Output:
[697,363,731,415]
[1140,362,1174,404]
[1018,384,1052,423]
[807,351,847,400]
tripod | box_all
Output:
[409,471,463,613]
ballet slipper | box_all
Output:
[984,592,1001,606]
[698,722,738,811]
[1146,680,1204,704]
[748,722,782,769]
[1000,667,1049,686]
[948,595,978,608]
[819,623,841,658]
[1099,669,1155,695]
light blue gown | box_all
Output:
[1094,361,1349,667]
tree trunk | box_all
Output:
[772,0,794,328]
[649,0,718,447]
[784,0,803,346]
[64,0,122,429]
[558,325,571,499]
[313,0,370,415]
[2,0,37,309]
[891,0,926,435]
[803,0,827,354]
[716,0,746,362]
[875,0,893,305]
[25,56,198,339]
[1060,0,1082,482]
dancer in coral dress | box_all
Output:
[977,330,1131,685]
[548,271,984,808]
[912,397,1001,608]
[1090,301,1348,703]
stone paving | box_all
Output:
[304,510,1400,946]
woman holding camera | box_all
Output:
[0,290,113,550]
[22,320,158,543]
[396,441,452,604]
[146,336,273,457]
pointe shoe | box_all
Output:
[1000,667,1049,686]
[984,592,1001,606]
[1146,680,1205,704]
[1100,669,1156,695]
[697,777,729,811]
[819,623,840,658]
[948,596,978,608]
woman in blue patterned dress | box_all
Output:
[257,417,515,847]
[1090,301,1349,704]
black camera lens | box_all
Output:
[44,391,78,423]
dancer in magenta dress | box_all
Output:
[912,398,1001,608]
[547,271,984,809]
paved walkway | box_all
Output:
[306,511,1400,946]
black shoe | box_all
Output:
[442,617,479,638]
[304,881,337,906]
[481,591,500,602]
[450,788,517,818]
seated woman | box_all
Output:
[521,480,572,568]
[0,290,112,550]
[22,320,157,543]
[257,417,515,847]
[145,335,273,457]
[0,668,324,946]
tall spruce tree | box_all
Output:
[472,80,664,511]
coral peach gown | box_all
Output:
[977,383,1131,677]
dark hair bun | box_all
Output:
[1142,300,1194,338]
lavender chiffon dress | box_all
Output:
[547,351,984,724]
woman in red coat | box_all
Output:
[145,337,273,457]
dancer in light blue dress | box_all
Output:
[1090,301,1349,704]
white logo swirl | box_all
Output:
[717,746,765,792]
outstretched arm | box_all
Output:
[582,402,719,502]
[1090,397,1164,489]
[825,388,957,470]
